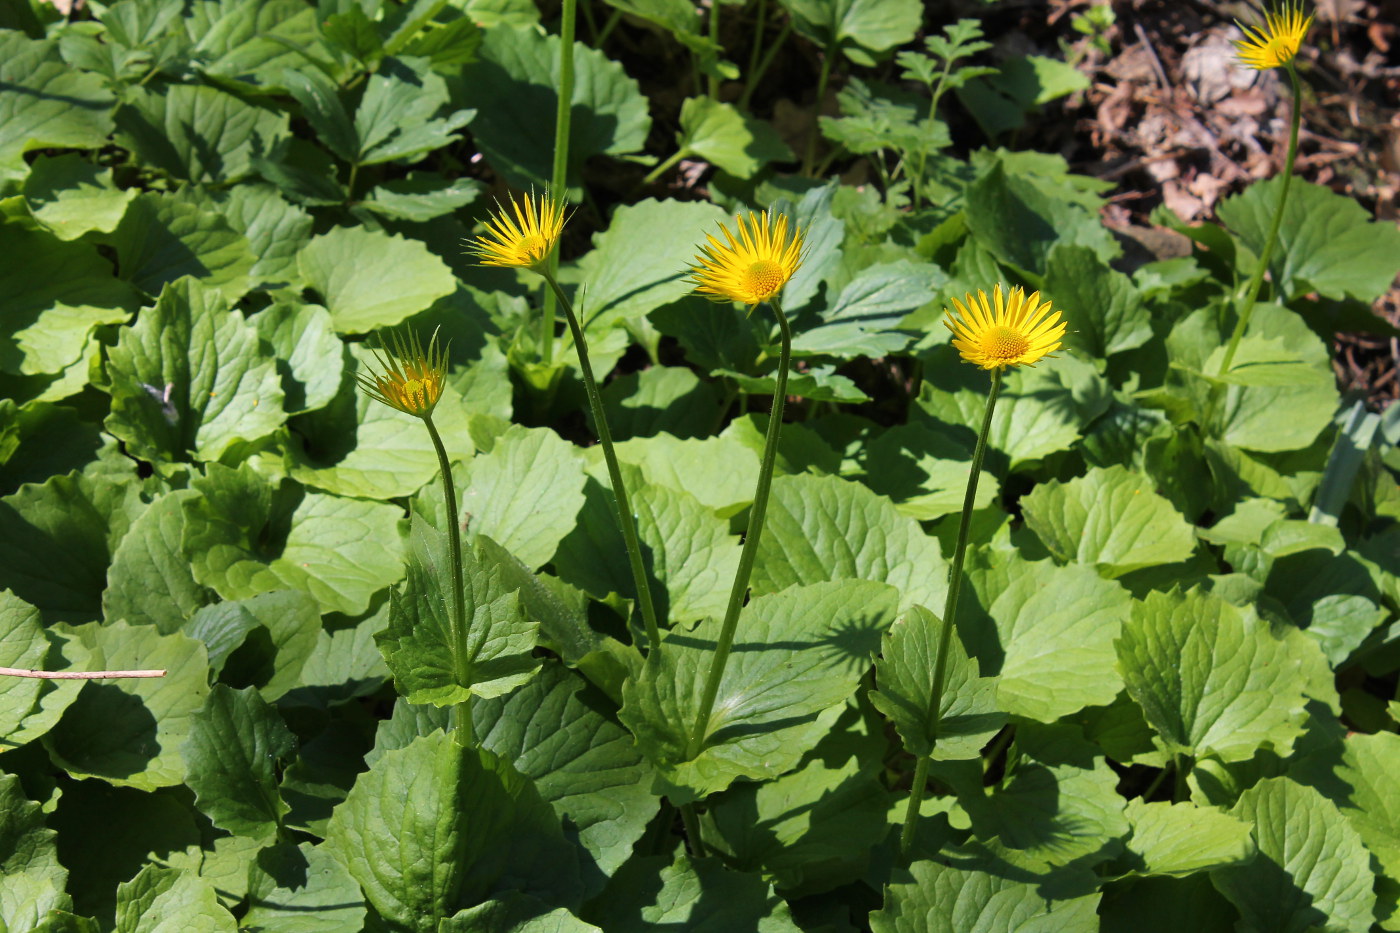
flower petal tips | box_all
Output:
[1234,2,1313,71]
[357,329,449,418]
[944,286,1067,371]
[689,211,804,305]
[466,191,566,270]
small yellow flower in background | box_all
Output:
[466,190,565,270]
[1234,1,1313,71]
[357,329,448,418]
[689,210,804,305]
[944,286,1066,371]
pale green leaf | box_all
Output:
[0,590,50,744]
[116,84,290,184]
[1294,731,1400,882]
[298,225,456,333]
[0,773,67,933]
[976,556,1133,721]
[1211,777,1377,933]
[574,199,729,335]
[915,351,1109,470]
[871,859,1101,933]
[870,604,1006,760]
[1117,799,1255,878]
[675,97,792,179]
[106,192,256,301]
[752,472,949,612]
[0,469,145,623]
[184,589,321,702]
[782,0,922,65]
[105,278,286,464]
[859,422,998,520]
[23,155,135,240]
[373,664,657,884]
[1116,588,1313,762]
[791,259,939,359]
[459,26,650,196]
[182,463,404,616]
[0,33,114,183]
[103,490,210,633]
[222,184,314,287]
[377,520,540,705]
[287,349,474,500]
[324,733,581,933]
[1218,177,1400,303]
[620,580,897,802]
[1021,465,1197,577]
[43,621,210,790]
[702,745,890,893]
[939,723,1129,873]
[582,855,801,932]
[458,424,587,570]
[0,222,136,377]
[242,842,366,933]
[114,866,237,933]
[353,57,473,166]
[182,685,296,842]
[250,301,343,415]
[599,366,722,441]
[552,463,739,626]
[1044,243,1151,359]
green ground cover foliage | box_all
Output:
[1,0,1399,931]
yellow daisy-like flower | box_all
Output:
[689,210,804,305]
[1234,2,1313,71]
[944,286,1066,371]
[466,191,565,270]
[356,328,448,418]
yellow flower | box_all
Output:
[356,329,448,418]
[1234,2,1312,70]
[466,191,565,269]
[944,286,1066,370]
[689,210,804,305]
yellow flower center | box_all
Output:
[1265,37,1292,64]
[398,379,429,410]
[741,259,786,300]
[981,326,1029,363]
[519,234,548,261]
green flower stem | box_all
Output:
[542,273,662,652]
[423,413,472,746]
[1216,63,1302,376]
[541,0,578,368]
[743,0,769,102]
[706,0,721,99]
[738,19,791,112]
[684,299,791,761]
[898,368,1002,855]
[800,45,836,177]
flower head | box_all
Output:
[1234,2,1312,71]
[944,286,1066,370]
[466,191,565,270]
[356,328,448,418]
[689,211,804,305]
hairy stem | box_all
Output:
[801,45,835,176]
[542,274,662,651]
[1216,64,1302,376]
[899,368,1002,855]
[541,0,578,367]
[684,300,791,761]
[424,414,472,746]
